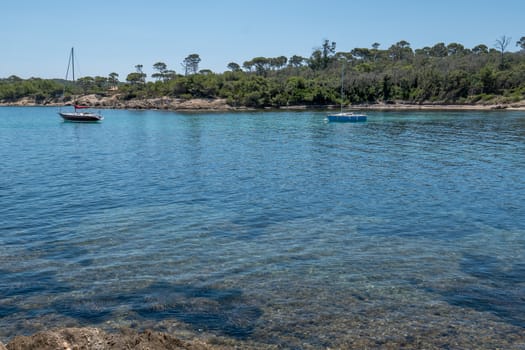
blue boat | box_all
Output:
[327,64,367,123]
[327,112,367,123]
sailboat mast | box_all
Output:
[340,63,344,113]
[71,47,75,82]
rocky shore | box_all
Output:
[0,95,236,111]
[0,328,227,350]
[2,94,525,111]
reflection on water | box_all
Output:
[1,108,525,348]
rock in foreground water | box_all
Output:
[4,328,220,350]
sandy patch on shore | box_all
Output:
[348,101,525,111]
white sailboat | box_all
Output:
[326,64,366,123]
[58,48,103,122]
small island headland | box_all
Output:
[3,37,525,114]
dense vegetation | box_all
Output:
[2,37,525,108]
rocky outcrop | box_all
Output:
[0,95,236,111]
[72,95,235,111]
[3,328,218,350]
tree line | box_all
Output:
[2,37,525,108]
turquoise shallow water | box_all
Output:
[1,107,525,348]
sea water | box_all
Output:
[1,107,524,348]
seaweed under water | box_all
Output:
[428,253,525,328]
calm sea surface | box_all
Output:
[1,107,524,348]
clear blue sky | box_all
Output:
[2,0,524,79]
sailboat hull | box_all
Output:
[327,113,367,123]
[59,112,104,122]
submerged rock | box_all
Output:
[4,328,216,350]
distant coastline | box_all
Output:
[2,94,525,112]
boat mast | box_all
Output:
[340,63,344,113]
[65,47,75,82]
[71,47,75,82]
